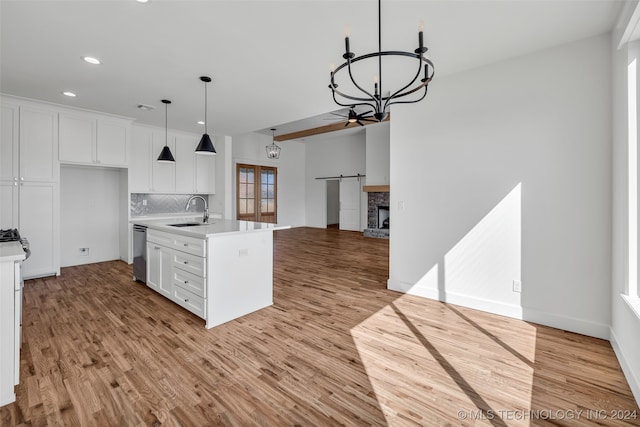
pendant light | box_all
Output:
[157,99,175,163]
[266,128,281,159]
[195,76,216,155]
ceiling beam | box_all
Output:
[274,113,390,142]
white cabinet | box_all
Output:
[146,229,207,318]
[0,99,59,279]
[20,182,57,278]
[0,255,23,407]
[96,119,128,166]
[146,241,173,298]
[59,112,130,167]
[130,126,152,192]
[130,124,214,194]
[19,106,57,182]
[1,104,19,229]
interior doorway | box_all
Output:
[326,180,339,228]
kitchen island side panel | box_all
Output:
[205,231,273,329]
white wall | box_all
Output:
[389,34,612,339]
[365,122,390,185]
[61,165,122,267]
[305,131,366,228]
[231,132,306,227]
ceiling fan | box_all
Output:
[328,107,377,127]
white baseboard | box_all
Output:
[387,278,522,318]
[610,327,640,408]
[387,278,609,339]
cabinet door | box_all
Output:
[146,243,172,298]
[1,103,19,182]
[175,134,196,194]
[147,242,161,291]
[97,120,128,167]
[19,107,57,182]
[196,148,215,194]
[158,247,173,298]
[58,113,94,164]
[151,132,175,193]
[0,181,18,229]
[20,182,57,279]
[130,127,152,192]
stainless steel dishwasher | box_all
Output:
[133,224,147,283]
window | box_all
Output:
[236,164,277,223]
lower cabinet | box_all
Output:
[146,230,207,319]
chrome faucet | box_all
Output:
[185,195,209,223]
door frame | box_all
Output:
[236,163,277,223]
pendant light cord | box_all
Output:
[165,102,168,147]
[204,80,208,134]
[378,0,382,103]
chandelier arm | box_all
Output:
[345,59,380,109]
[331,83,379,107]
[384,56,433,110]
[386,85,429,108]
[382,56,425,111]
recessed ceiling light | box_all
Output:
[137,104,155,111]
[197,121,205,125]
[136,0,149,2]
[81,56,102,65]
[62,91,77,97]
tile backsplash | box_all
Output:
[131,193,205,217]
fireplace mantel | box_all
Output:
[363,185,390,193]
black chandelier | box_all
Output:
[328,0,434,122]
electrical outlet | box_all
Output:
[142,199,147,206]
[79,247,90,257]
[513,280,522,293]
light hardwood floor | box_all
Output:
[1,227,639,426]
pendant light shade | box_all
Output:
[195,76,216,155]
[157,99,175,163]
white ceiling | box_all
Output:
[0,0,624,138]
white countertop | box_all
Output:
[130,218,290,238]
[0,241,26,262]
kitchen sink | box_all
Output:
[168,222,204,227]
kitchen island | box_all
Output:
[130,218,288,329]
[0,241,26,406]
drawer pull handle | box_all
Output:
[154,246,160,250]
[183,243,188,247]
[183,261,188,264]
[185,298,189,302]
[184,280,189,284]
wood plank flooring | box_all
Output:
[1,227,639,426]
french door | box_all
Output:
[236,164,277,223]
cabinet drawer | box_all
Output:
[172,250,205,277]
[147,229,205,257]
[173,268,205,298]
[172,287,205,319]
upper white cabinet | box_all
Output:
[130,124,214,194]
[59,112,130,167]
[130,126,152,192]
[20,106,58,182]
[0,97,59,279]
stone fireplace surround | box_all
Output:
[364,191,390,239]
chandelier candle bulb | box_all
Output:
[345,36,350,54]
